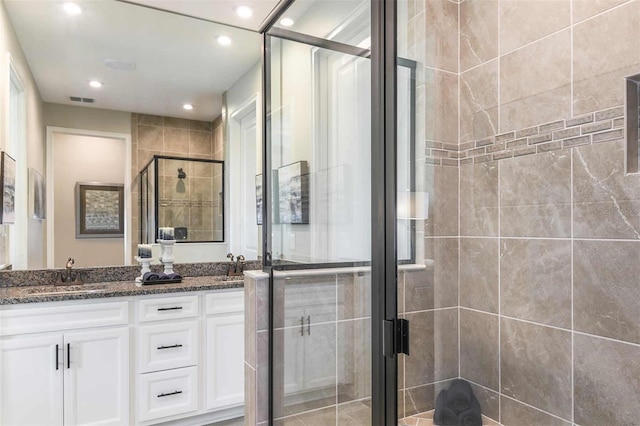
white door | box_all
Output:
[0,334,64,426]
[63,328,129,426]
[205,313,244,410]
[241,113,259,259]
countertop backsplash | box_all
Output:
[0,260,262,288]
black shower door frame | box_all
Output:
[259,1,400,424]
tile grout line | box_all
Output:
[497,153,502,422]
[570,145,575,424]
[457,0,462,389]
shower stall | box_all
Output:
[139,155,224,243]
[246,0,640,425]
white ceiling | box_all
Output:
[125,0,281,31]
[4,0,266,121]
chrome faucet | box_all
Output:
[226,253,245,277]
[58,258,82,284]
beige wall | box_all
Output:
[0,0,45,269]
[52,133,126,268]
[43,103,131,135]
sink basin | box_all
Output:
[24,284,108,296]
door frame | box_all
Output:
[45,126,132,268]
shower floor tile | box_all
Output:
[399,410,501,426]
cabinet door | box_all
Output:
[302,307,336,391]
[206,312,244,410]
[0,334,63,426]
[63,328,129,426]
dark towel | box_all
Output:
[434,390,458,426]
[457,395,482,426]
[161,273,182,280]
[447,379,474,413]
[143,272,161,281]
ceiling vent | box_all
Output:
[70,97,95,103]
[104,58,136,71]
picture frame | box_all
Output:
[29,168,46,220]
[0,152,16,224]
[255,171,279,225]
[75,182,124,238]
[277,161,309,224]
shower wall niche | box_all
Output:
[140,155,224,243]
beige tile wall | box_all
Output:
[131,113,222,252]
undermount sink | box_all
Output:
[24,284,109,296]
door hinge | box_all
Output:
[382,318,410,357]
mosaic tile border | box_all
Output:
[425,106,625,166]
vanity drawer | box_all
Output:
[137,295,199,322]
[0,300,128,336]
[138,320,199,373]
[138,366,199,422]
[205,290,244,315]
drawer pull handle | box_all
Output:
[157,390,182,398]
[157,344,183,350]
[157,306,183,311]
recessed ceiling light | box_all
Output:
[280,17,294,27]
[88,80,103,88]
[236,5,253,19]
[217,35,232,46]
[183,104,194,111]
[63,2,82,15]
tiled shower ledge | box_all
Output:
[399,410,501,426]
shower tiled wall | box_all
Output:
[130,113,223,252]
[451,0,640,424]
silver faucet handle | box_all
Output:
[237,255,245,262]
[226,253,235,262]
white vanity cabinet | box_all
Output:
[0,301,130,426]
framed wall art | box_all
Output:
[277,161,309,224]
[0,152,16,224]
[75,182,124,238]
[29,168,46,220]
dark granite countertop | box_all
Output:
[0,276,244,305]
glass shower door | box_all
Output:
[264,5,374,423]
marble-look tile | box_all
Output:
[460,161,499,236]
[164,116,190,129]
[500,30,571,132]
[573,1,640,115]
[163,127,189,153]
[404,267,435,313]
[460,238,499,313]
[422,237,458,309]
[337,400,371,425]
[138,124,163,151]
[469,382,500,423]
[424,0,459,73]
[500,318,572,420]
[190,119,212,132]
[337,272,370,320]
[245,276,256,368]
[274,406,336,426]
[138,113,164,126]
[405,383,436,417]
[425,165,459,237]
[500,239,572,328]
[404,309,458,387]
[572,0,628,23]
[573,140,640,239]
[424,68,459,145]
[460,309,499,391]
[574,240,640,344]
[245,364,256,426]
[460,0,498,71]
[257,330,269,423]
[460,60,499,143]
[500,396,571,426]
[189,130,212,156]
[574,333,640,425]
[499,0,570,54]
[337,319,371,403]
[500,151,571,237]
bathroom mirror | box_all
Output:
[0,0,263,269]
